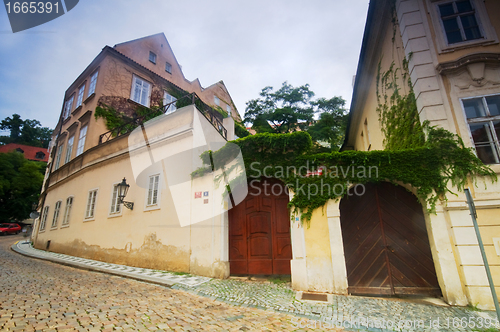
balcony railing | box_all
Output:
[98,93,227,144]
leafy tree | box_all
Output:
[0,114,52,148]
[307,97,349,151]
[0,152,44,222]
[244,82,315,134]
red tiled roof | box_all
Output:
[0,143,49,162]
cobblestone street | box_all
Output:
[0,235,340,331]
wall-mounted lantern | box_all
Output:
[118,177,134,210]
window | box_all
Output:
[226,105,231,115]
[149,51,157,64]
[163,91,177,114]
[35,151,45,159]
[110,184,121,214]
[85,189,98,219]
[76,84,85,108]
[76,125,87,156]
[131,76,151,106]
[62,196,73,226]
[65,136,74,163]
[63,95,74,119]
[40,206,49,231]
[51,201,62,228]
[438,0,482,44]
[462,94,500,164]
[88,71,98,96]
[214,95,220,106]
[15,148,24,153]
[147,174,160,206]
[54,144,64,170]
[165,62,172,74]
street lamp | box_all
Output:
[117,177,134,210]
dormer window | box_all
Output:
[35,151,45,159]
[165,62,172,74]
[16,148,24,153]
[149,51,157,64]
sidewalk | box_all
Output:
[12,240,499,332]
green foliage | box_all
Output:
[307,97,349,151]
[197,131,495,224]
[0,152,44,222]
[0,114,53,148]
[376,56,425,150]
[235,122,251,138]
[244,82,315,134]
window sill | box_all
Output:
[60,224,70,229]
[38,229,46,233]
[127,98,149,108]
[83,93,95,104]
[108,213,123,219]
[144,205,160,212]
[83,218,95,222]
[50,227,58,231]
[72,105,82,115]
[62,116,71,125]
[439,39,499,54]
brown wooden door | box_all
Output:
[340,182,441,296]
[229,179,292,275]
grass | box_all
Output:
[467,303,482,312]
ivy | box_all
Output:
[195,131,496,225]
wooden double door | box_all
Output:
[340,182,441,296]
[229,179,292,275]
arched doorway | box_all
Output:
[229,178,292,275]
[339,182,441,296]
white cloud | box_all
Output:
[0,0,369,128]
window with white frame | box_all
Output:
[65,136,74,163]
[165,62,172,74]
[438,0,482,44]
[462,94,500,164]
[85,189,98,219]
[76,84,85,108]
[76,125,87,156]
[62,196,73,226]
[149,51,157,64]
[51,201,62,228]
[110,184,121,214]
[147,174,160,206]
[88,71,98,96]
[63,95,74,120]
[54,144,64,170]
[40,206,49,231]
[131,76,151,106]
[226,105,231,115]
[214,95,220,106]
[163,91,177,114]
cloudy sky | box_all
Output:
[0,0,369,131]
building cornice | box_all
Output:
[436,53,500,74]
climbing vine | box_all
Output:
[195,131,496,224]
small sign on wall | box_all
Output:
[195,192,202,199]
[204,199,209,204]
[203,191,209,197]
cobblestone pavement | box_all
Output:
[0,235,341,331]
[4,235,500,332]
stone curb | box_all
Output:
[11,241,210,289]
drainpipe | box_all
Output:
[464,188,500,321]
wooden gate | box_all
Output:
[339,182,441,296]
[229,179,292,275]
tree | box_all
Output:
[0,114,52,148]
[0,152,44,222]
[244,82,315,134]
[307,97,349,151]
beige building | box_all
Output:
[290,0,500,310]
[33,33,242,278]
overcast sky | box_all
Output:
[0,0,369,132]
